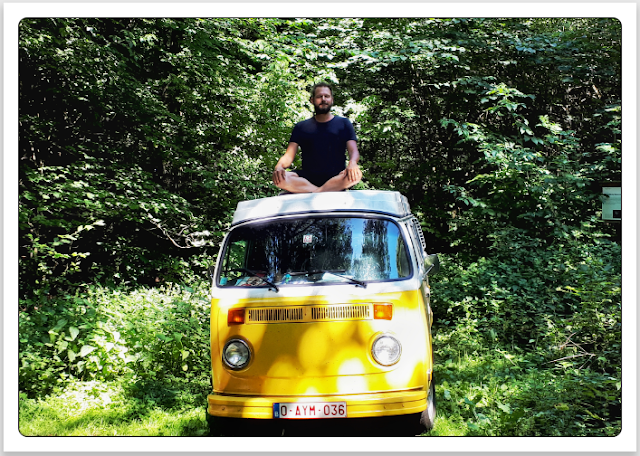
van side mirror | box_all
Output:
[424,254,440,276]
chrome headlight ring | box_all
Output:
[371,333,402,366]
[222,338,252,370]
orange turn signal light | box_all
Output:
[228,308,245,326]
[373,303,393,320]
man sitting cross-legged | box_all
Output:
[272,82,362,193]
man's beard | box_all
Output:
[314,104,332,115]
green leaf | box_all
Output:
[497,402,512,414]
[467,422,480,431]
[79,345,97,357]
[68,327,80,341]
[53,319,68,331]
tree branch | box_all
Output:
[146,214,194,249]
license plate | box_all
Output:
[273,402,347,419]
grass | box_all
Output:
[19,379,210,436]
[423,416,468,436]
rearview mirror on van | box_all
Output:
[424,254,440,276]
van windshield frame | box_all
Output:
[217,215,413,289]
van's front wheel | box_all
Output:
[419,379,437,431]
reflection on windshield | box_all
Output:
[218,217,411,288]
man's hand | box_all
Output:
[273,142,299,187]
[345,160,362,184]
[272,165,287,186]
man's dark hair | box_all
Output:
[310,82,333,97]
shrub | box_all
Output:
[431,234,621,371]
[429,234,622,436]
[19,282,211,397]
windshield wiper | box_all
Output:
[302,269,367,288]
[227,268,279,292]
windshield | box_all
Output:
[218,216,411,288]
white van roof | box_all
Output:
[232,190,412,226]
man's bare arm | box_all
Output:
[345,140,362,183]
[273,142,299,186]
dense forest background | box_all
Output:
[18,17,622,437]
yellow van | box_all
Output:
[206,190,439,435]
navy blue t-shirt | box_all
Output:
[289,116,357,187]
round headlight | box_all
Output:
[222,339,251,370]
[371,334,401,366]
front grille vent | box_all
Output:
[311,304,370,321]
[247,307,305,323]
[246,304,372,324]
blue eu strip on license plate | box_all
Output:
[273,402,347,419]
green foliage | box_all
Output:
[433,236,621,366]
[429,241,621,436]
[440,83,620,252]
[19,282,211,397]
[318,18,621,252]
[19,18,287,297]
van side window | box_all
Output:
[396,235,411,278]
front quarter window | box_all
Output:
[217,217,411,288]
